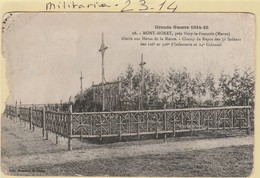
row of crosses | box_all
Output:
[79,33,146,111]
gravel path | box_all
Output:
[1,115,253,169]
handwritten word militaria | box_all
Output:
[45,0,178,12]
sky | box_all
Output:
[2,13,255,104]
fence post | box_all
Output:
[181,112,184,130]
[10,106,12,121]
[9,105,11,118]
[155,120,158,139]
[6,105,8,118]
[172,112,176,138]
[29,107,32,130]
[23,109,26,127]
[56,134,59,144]
[32,111,35,131]
[164,106,167,141]
[5,105,8,118]
[190,111,193,136]
[46,130,49,140]
[198,110,201,129]
[164,107,167,131]
[100,114,103,141]
[137,116,140,139]
[216,110,219,130]
[109,114,112,135]
[18,107,21,125]
[56,114,59,144]
[207,113,210,133]
[15,101,18,122]
[239,115,242,130]
[117,115,121,140]
[247,107,251,135]
[231,109,234,128]
[46,112,49,140]
[42,107,46,137]
[146,112,149,132]
[80,116,83,141]
[223,119,226,130]
[68,104,73,151]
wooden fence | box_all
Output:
[4,104,252,151]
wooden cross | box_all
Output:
[98,33,108,111]
[139,54,146,110]
[80,71,84,103]
[99,33,108,55]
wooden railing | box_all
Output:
[4,104,252,151]
[71,106,252,140]
[5,105,17,118]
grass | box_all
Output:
[8,144,253,177]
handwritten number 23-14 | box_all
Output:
[121,0,177,12]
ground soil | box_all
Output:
[1,115,254,176]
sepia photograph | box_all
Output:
[1,13,255,176]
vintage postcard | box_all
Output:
[1,12,256,176]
